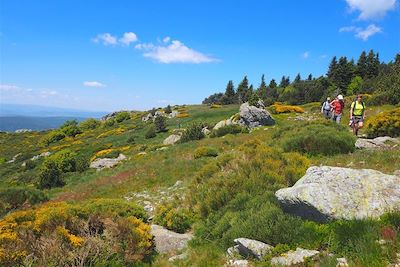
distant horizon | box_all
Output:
[1,0,399,111]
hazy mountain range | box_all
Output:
[0,104,108,132]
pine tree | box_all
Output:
[269,79,277,88]
[223,80,236,104]
[236,76,249,103]
[294,73,301,83]
[279,76,290,88]
[356,51,367,79]
[307,74,313,81]
[327,56,338,81]
[257,74,267,98]
[366,50,380,79]
[334,56,354,93]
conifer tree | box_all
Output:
[269,79,277,88]
[356,50,367,79]
[257,74,268,98]
[236,76,249,103]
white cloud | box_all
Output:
[136,39,217,64]
[339,24,382,40]
[119,32,138,46]
[302,51,310,59]
[83,81,106,88]
[345,0,397,20]
[355,24,382,40]
[163,36,171,43]
[40,90,58,98]
[0,84,19,90]
[92,33,117,45]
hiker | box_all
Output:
[321,97,331,119]
[330,95,345,123]
[350,94,366,136]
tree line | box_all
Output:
[203,50,400,106]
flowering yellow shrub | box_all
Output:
[96,127,125,139]
[176,113,190,118]
[366,108,400,138]
[270,103,305,114]
[91,148,121,161]
[210,104,222,109]
[154,204,192,233]
[0,199,152,266]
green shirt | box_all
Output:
[351,101,365,116]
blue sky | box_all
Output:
[1,0,399,111]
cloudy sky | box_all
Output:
[1,0,399,111]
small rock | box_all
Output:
[163,134,181,145]
[151,224,193,254]
[227,245,240,258]
[89,154,126,170]
[21,162,26,167]
[394,170,400,176]
[202,127,211,136]
[356,136,400,149]
[168,252,188,262]
[336,257,348,267]
[7,153,22,163]
[270,248,319,266]
[225,259,250,267]
[156,146,168,151]
[234,238,273,260]
[144,204,155,213]
[137,152,147,156]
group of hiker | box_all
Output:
[321,94,366,136]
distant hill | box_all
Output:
[0,104,108,132]
[0,116,90,132]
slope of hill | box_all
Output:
[0,102,399,266]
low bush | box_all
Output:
[0,187,48,217]
[145,125,156,139]
[79,118,101,130]
[164,105,172,114]
[179,123,205,143]
[280,123,356,156]
[210,104,222,109]
[176,113,190,118]
[194,146,219,159]
[153,204,192,233]
[154,116,168,133]
[365,108,400,138]
[102,118,115,127]
[0,199,152,266]
[210,124,248,138]
[41,130,65,146]
[269,103,305,114]
[60,120,82,137]
[115,111,131,123]
[38,159,64,189]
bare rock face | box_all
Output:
[270,248,319,266]
[89,154,127,170]
[151,224,193,254]
[356,136,399,149]
[163,134,181,145]
[238,103,275,129]
[276,166,400,222]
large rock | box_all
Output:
[238,103,275,129]
[151,224,193,254]
[234,238,273,260]
[142,113,153,122]
[276,166,400,222]
[163,134,181,145]
[89,154,127,170]
[213,118,237,130]
[356,136,399,149]
[270,248,319,266]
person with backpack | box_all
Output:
[350,94,366,136]
[330,94,345,123]
[321,97,331,119]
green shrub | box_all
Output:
[75,155,90,172]
[24,160,37,170]
[145,125,156,139]
[0,187,48,216]
[79,118,101,130]
[180,123,205,143]
[210,124,248,138]
[281,123,356,156]
[194,146,219,159]
[50,149,78,172]
[154,116,168,133]
[365,108,400,138]
[102,118,115,127]
[127,135,136,144]
[115,111,131,123]
[0,157,6,164]
[41,130,65,146]
[60,120,81,137]
[164,105,172,114]
[153,204,192,233]
[38,159,64,189]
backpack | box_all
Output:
[352,100,365,116]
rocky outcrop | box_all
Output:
[151,224,193,254]
[233,238,273,260]
[163,134,181,145]
[276,166,400,222]
[356,136,399,149]
[31,151,51,161]
[202,127,211,136]
[270,248,319,266]
[89,154,127,170]
[7,153,22,163]
[213,117,238,130]
[238,103,275,129]
[225,259,250,267]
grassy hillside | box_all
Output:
[1,103,399,266]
